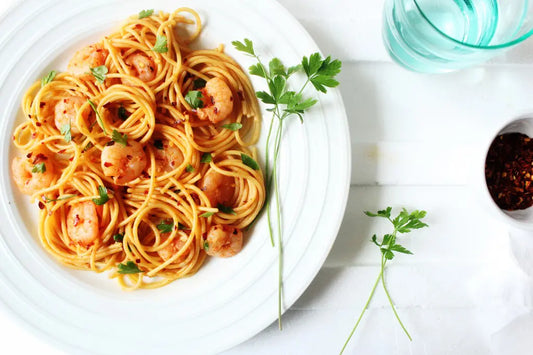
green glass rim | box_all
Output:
[413,0,533,50]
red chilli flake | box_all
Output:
[485,132,533,210]
[33,153,47,164]
[73,214,80,227]
[104,162,113,167]
[35,122,42,127]
[38,201,45,210]
[39,102,46,108]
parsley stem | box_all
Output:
[264,111,277,247]
[297,78,311,98]
[272,116,285,330]
[340,265,384,354]
[380,253,412,340]
[264,111,276,185]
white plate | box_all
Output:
[0,0,350,353]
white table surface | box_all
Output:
[3,0,533,354]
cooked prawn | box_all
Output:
[199,168,234,206]
[54,96,88,134]
[101,140,147,185]
[197,77,234,123]
[157,237,188,263]
[11,150,56,195]
[205,225,243,258]
[67,43,108,76]
[125,53,157,82]
[67,201,99,247]
[153,140,184,173]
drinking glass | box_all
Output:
[383,0,533,73]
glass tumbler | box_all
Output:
[383,0,533,73]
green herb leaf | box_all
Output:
[113,233,124,242]
[83,142,94,152]
[193,78,206,89]
[44,194,76,203]
[256,91,276,104]
[232,38,255,55]
[269,58,286,77]
[32,163,46,173]
[154,139,164,150]
[118,105,129,120]
[157,221,174,233]
[60,124,72,143]
[112,129,128,146]
[217,204,236,215]
[186,164,194,173]
[200,153,212,163]
[370,234,380,247]
[41,70,57,87]
[203,241,209,251]
[117,261,142,274]
[268,75,286,101]
[381,233,395,248]
[302,53,341,94]
[138,9,154,19]
[310,75,339,93]
[241,153,260,170]
[390,244,413,255]
[318,55,342,77]
[92,185,109,205]
[178,222,189,230]
[221,122,242,131]
[200,211,214,218]
[287,65,302,76]
[249,63,268,78]
[185,90,204,109]
[383,250,395,260]
[90,65,108,84]
[87,99,107,135]
[364,207,392,219]
[152,35,168,53]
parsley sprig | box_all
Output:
[152,35,168,53]
[157,221,174,233]
[117,261,142,274]
[340,207,428,354]
[41,70,57,87]
[232,38,341,329]
[32,163,46,173]
[112,129,128,146]
[60,123,72,143]
[90,65,108,84]
[92,185,109,205]
[138,9,154,19]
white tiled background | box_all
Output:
[3,0,533,354]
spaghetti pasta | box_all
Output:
[10,8,265,289]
